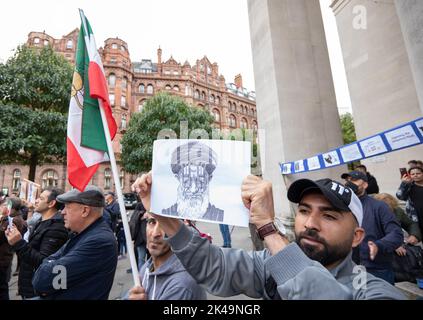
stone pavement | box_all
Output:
[9,220,258,300]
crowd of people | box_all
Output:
[0,158,422,300]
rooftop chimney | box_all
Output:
[234,74,243,89]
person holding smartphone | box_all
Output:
[396,167,423,241]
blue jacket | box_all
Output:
[32,217,118,300]
[358,194,403,270]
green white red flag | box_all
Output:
[67,10,117,191]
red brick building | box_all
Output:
[0,30,257,195]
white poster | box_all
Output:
[25,179,40,204]
[359,136,388,157]
[322,151,340,167]
[384,125,420,150]
[294,160,305,172]
[340,144,362,162]
[19,180,27,200]
[307,156,321,171]
[151,139,251,227]
[282,163,292,174]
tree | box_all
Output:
[0,105,67,181]
[340,112,357,145]
[0,45,73,113]
[121,93,214,173]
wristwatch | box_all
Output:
[256,221,286,241]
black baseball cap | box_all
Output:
[341,171,368,182]
[287,178,363,226]
[57,185,105,207]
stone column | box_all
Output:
[331,0,423,195]
[395,0,423,115]
[247,0,346,232]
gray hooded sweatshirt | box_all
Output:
[140,253,207,300]
[168,223,406,300]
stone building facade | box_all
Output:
[1,29,257,195]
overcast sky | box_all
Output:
[0,0,352,114]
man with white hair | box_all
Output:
[162,141,224,222]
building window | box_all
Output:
[66,40,73,49]
[34,37,40,44]
[229,115,236,127]
[216,96,220,105]
[210,95,215,104]
[42,170,58,189]
[228,101,232,111]
[252,121,258,131]
[121,45,126,51]
[112,43,118,49]
[109,94,115,106]
[108,74,116,88]
[139,84,145,93]
[121,95,126,107]
[173,71,179,75]
[139,100,145,112]
[212,109,220,122]
[44,40,49,46]
[121,77,128,90]
[104,168,112,189]
[147,84,154,94]
[165,84,171,90]
[173,85,179,91]
[12,169,21,191]
[201,91,206,100]
[207,66,212,75]
[121,114,127,130]
[110,57,117,64]
[241,118,248,129]
[120,169,125,189]
[233,103,237,112]
[194,89,200,99]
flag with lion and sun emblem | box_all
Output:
[67,10,117,191]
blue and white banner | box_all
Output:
[280,117,423,175]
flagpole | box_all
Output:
[78,9,140,288]
[98,100,141,288]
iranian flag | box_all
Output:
[67,10,117,191]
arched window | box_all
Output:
[33,37,40,44]
[229,115,236,127]
[241,118,248,129]
[44,40,49,46]
[104,168,112,190]
[216,96,220,105]
[121,77,128,90]
[252,108,255,116]
[12,169,21,191]
[120,169,125,189]
[165,84,171,90]
[201,91,206,100]
[139,100,145,112]
[66,39,73,49]
[173,85,179,91]
[194,89,200,99]
[147,84,154,94]
[228,101,232,111]
[121,95,126,107]
[139,84,145,93]
[108,74,116,88]
[121,114,127,130]
[212,109,220,122]
[210,95,215,104]
[252,121,258,131]
[42,170,58,189]
[233,103,237,112]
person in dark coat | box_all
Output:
[129,202,148,269]
[32,186,118,300]
[355,165,379,194]
[104,191,120,232]
[5,188,69,299]
[0,197,26,300]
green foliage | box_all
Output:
[121,93,214,173]
[0,45,73,113]
[340,112,357,145]
[0,104,67,166]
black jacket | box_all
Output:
[130,202,146,246]
[366,172,379,194]
[32,217,117,300]
[12,212,68,298]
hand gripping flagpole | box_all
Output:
[79,9,140,288]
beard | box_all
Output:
[295,228,353,267]
[176,185,210,219]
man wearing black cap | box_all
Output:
[31,186,118,300]
[342,170,403,285]
[132,172,405,299]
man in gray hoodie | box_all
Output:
[128,212,206,300]
[132,173,405,300]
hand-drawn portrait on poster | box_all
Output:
[151,139,251,227]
